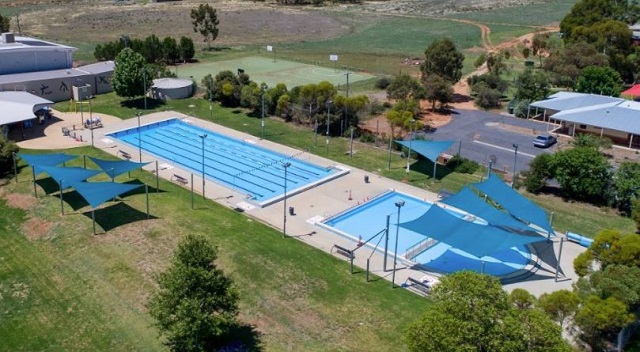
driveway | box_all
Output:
[421,109,558,174]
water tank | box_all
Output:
[150,78,193,100]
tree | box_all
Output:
[111,48,147,100]
[537,290,580,328]
[575,265,640,310]
[405,272,570,352]
[142,34,163,63]
[0,133,19,177]
[0,12,9,32]
[531,33,550,67]
[509,288,536,310]
[421,38,464,83]
[577,229,640,270]
[574,295,635,350]
[473,83,503,109]
[162,37,180,65]
[543,41,608,88]
[633,198,640,233]
[386,74,423,101]
[422,73,454,111]
[147,234,239,352]
[551,147,611,203]
[178,36,195,63]
[575,65,622,96]
[560,0,639,41]
[613,161,640,214]
[571,133,612,151]
[191,4,220,51]
[514,68,549,102]
[523,153,554,194]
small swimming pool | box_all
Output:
[109,118,343,205]
[322,191,531,276]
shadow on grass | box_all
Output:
[83,202,159,233]
[409,159,454,181]
[120,97,166,110]
[119,179,166,196]
[221,324,263,352]
[55,190,90,211]
[36,177,63,195]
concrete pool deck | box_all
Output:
[22,110,586,297]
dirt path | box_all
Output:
[362,21,559,136]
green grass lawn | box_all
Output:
[1,148,431,351]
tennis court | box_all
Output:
[178,56,376,88]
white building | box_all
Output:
[0,32,75,75]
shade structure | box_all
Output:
[69,181,142,209]
[39,166,102,189]
[89,157,149,179]
[395,140,455,162]
[622,84,640,97]
[399,204,546,258]
[473,174,554,234]
[440,186,536,233]
[18,153,78,175]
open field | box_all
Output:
[5,0,579,75]
[1,148,431,351]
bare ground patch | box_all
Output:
[22,216,55,241]
[18,1,351,47]
[5,193,37,211]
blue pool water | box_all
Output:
[109,119,337,203]
[323,191,531,276]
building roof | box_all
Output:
[76,61,115,75]
[530,92,623,111]
[0,91,53,125]
[0,34,75,53]
[622,84,640,97]
[552,100,640,135]
[0,66,86,85]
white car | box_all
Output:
[533,135,557,148]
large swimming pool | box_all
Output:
[322,191,532,276]
[108,118,343,205]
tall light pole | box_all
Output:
[282,162,291,238]
[326,99,332,155]
[406,119,415,173]
[143,67,147,111]
[89,96,94,147]
[136,112,142,162]
[512,144,519,189]
[209,88,213,120]
[200,134,208,199]
[392,200,405,287]
[261,85,268,140]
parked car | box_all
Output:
[533,135,557,148]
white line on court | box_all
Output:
[473,140,536,158]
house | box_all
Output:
[530,92,640,149]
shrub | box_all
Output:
[0,134,19,177]
[446,155,479,174]
[632,198,640,233]
[359,131,376,143]
[375,77,392,90]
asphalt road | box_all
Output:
[419,109,558,174]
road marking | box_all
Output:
[473,140,536,158]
